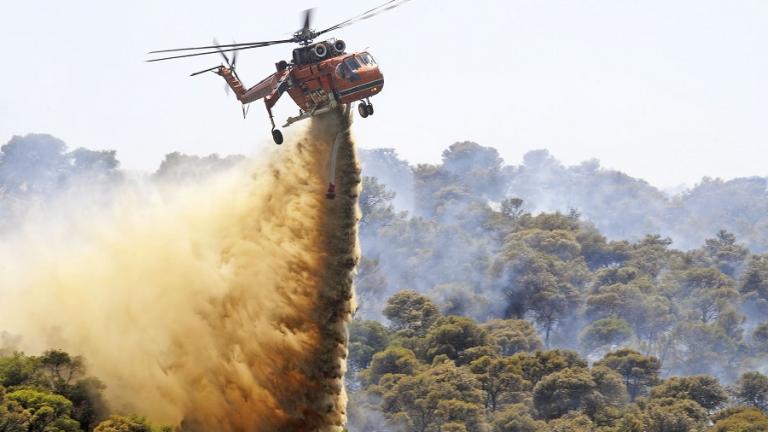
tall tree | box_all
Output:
[595,349,660,402]
[735,371,768,412]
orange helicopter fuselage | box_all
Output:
[286,52,384,111]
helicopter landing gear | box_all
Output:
[272,129,284,145]
[358,99,374,118]
[267,106,283,145]
[358,102,369,118]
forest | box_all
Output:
[2,134,768,430]
[351,142,768,430]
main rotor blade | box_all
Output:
[148,38,292,55]
[190,66,220,76]
[146,43,281,62]
[230,45,242,82]
[302,8,314,33]
[212,38,231,66]
[315,0,411,37]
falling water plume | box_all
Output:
[0,109,360,431]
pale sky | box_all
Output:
[1,0,766,188]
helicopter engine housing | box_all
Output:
[333,40,346,54]
[312,43,328,59]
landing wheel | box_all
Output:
[366,103,374,116]
[358,102,369,118]
[272,129,284,145]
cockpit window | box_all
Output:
[358,53,376,66]
[335,61,361,82]
[345,57,362,71]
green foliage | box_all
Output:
[666,322,736,377]
[649,375,727,410]
[93,415,154,432]
[734,371,768,412]
[741,255,768,309]
[469,356,526,411]
[492,404,545,432]
[348,320,390,372]
[422,316,488,364]
[359,176,396,228]
[510,350,587,386]
[579,318,633,352]
[5,388,81,432]
[483,320,543,356]
[544,412,594,432]
[352,152,768,432]
[594,349,660,402]
[0,353,40,388]
[364,347,421,386]
[383,290,441,336]
[711,407,768,432]
[380,361,486,432]
[531,367,592,419]
[640,398,708,432]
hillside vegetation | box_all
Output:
[3,135,768,431]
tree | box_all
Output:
[649,376,727,411]
[579,318,633,353]
[491,404,545,432]
[734,371,768,412]
[500,198,526,221]
[364,347,421,386]
[626,235,672,278]
[60,377,108,431]
[740,255,768,318]
[0,353,39,388]
[429,283,490,320]
[358,147,414,210]
[348,320,390,372]
[152,152,244,183]
[585,284,674,351]
[0,385,31,432]
[383,291,441,336]
[665,322,735,377]
[359,176,397,228]
[545,412,595,432]
[353,257,388,319]
[0,134,68,195]
[711,407,768,432]
[492,235,587,344]
[381,361,486,432]
[595,349,660,402]
[94,415,154,432]
[532,367,596,420]
[434,399,487,432]
[39,350,84,391]
[440,141,505,199]
[421,316,488,364]
[468,356,526,412]
[509,350,587,386]
[641,398,708,432]
[703,230,749,278]
[483,320,543,356]
[752,321,768,353]
[4,388,81,432]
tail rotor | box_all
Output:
[213,38,241,94]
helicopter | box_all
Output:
[147,0,411,145]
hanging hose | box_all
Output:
[326,104,352,199]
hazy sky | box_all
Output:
[1,0,766,187]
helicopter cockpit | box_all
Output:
[335,52,377,82]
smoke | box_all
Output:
[0,111,360,431]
